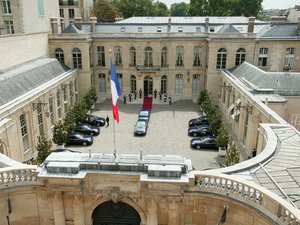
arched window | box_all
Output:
[72,48,82,69]
[161,75,167,93]
[216,48,227,69]
[144,47,153,67]
[161,47,167,67]
[55,48,64,64]
[176,46,184,67]
[235,48,246,66]
[130,75,136,93]
[130,47,136,66]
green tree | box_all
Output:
[188,0,209,16]
[90,0,121,22]
[52,122,67,146]
[64,109,76,132]
[236,0,263,17]
[84,88,97,111]
[208,111,222,135]
[225,143,240,166]
[35,135,52,164]
[111,0,155,18]
[216,123,229,148]
[153,1,169,16]
[170,2,188,16]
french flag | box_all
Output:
[110,56,122,123]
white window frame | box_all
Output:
[20,114,29,152]
[258,47,268,67]
[175,74,183,94]
[192,74,200,94]
[2,0,11,14]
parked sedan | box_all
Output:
[65,132,93,146]
[138,110,150,123]
[75,123,100,136]
[190,136,218,150]
[134,120,148,136]
[82,114,105,127]
[188,116,209,127]
[188,124,212,137]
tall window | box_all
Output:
[55,48,64,64]
[284,47,295,69]
[63,87,68,112]
[69,83,74,107]
[37,0,45,16]
[192,74,200,94]
[144,47,153,67]
[49,96,54,126]
[2,0,11,14]
[59,9,64,18]
[114,46,122,66]
[57,91,62,120]
[130,75,136,93]
[216,48,227,69]
[235,48,246,66]
[193,46,201,67]
[161,75,167,94]
[161,47,167,67]
[258,48,268,67]
[176,46,184,67]
[98,74,106,93]
[20,114,29,151]
[97,46,105,66]
[72,48,82,69]
[129,47,136,66]
[68,0,74,5]
[175,74,183,94]
[4,20,14,34]
[69,9,74,19]
[37,104,44,136]
[117,74,123,91]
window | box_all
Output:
[97,46,105,67]
[2,0,11,14]
[161,47,167,67]
[121,27,125,32]
[175,74,183,94]
[20,114,29,151]
[144,47,153,67]
[4,21,14,34]
[59,0,63,5]
[49,96,54,126]
[55,48,64,64]
[69,83,74,106]
[196,27,201,32]
[284,48,295,70]
[178,27,183,32]
[192,74,200,94]
[98,74,106,93]
[114,46,122,66]
[138,27,143,32]
[193,46,201,67]
[209,27,215,32]
[235,48,246,66]
[243,112,249,142]
[68,0,74,5]
[63,87,68,112]
[258,48,268,67]
[130,75,136,93]
[69,9,74,19]
[117,74,123,91]
[157,27,162,32]
[57,91,62,120]
[216,48,227,69]
[37,0,45,16]
[37,104,44,136]
[59,9,64,18]
[176,46,184,67]
[129,47,136,66]
[72,48,82,69]
[161,75,167,94]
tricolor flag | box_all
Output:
[110,56,122,123]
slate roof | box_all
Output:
[62,23,86,34]
[258,23,299,37]
[218,24,241,33]
[0,58,71,107]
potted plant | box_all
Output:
[216,123,229,157]
[52,122,67,148]
[35,134,52,164]
[225,143,240,166]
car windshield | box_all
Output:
[136,121,146,128]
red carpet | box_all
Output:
[142,97,153,111]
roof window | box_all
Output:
[121,27,125,32]
[157,27,162,32]
[178,27,183,32]
[138,27,143,32]
[209,27,215,32]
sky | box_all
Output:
[159,0,299,9]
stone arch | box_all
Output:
[0,138,9,156]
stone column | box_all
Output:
[147,197,158,225]
[50,17,58,33]
[73,194,85,225]
[168,197,180,225]
[52,192,66,225]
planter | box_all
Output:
[219,147,226,157]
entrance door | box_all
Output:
[143,76,153,97]
[92,201,141,225]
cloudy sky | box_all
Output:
[159,0,299,9]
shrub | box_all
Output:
[225,143,240,166]
[35,135,52,164]
[52,122,67,146]
[216,123,229,148]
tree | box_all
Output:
[170,2,188,16]
[225,143,240,166]
[188,0,209,16]
[153,1,169,16]
[111,0,155,18]
[84,88,97,111]
[90,0,121,22]
[216,123,229,148]
[52,122,67,146]
[64,109,77,132]
[35,135,52,164]
[208,111,222,135]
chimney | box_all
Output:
[270,16,286,25]
[50,17,58,33]
[75,17,82,30]
[114,16,124,22]
[298,16,300,34]
[205,17,209,27]
[167,17,171,32]
[90,16,97,33]
[247,17,255,33]
[60,17,65,31]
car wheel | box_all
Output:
[193,133,197,137]
[83,142,87,146]
[196,145,201,150]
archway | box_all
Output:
[143,76,153,97]
[92,201,141,225]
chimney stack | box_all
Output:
[167,17,171,32]
[114,16,124,22]
[50,17,58,33]
[75,17,82,30]
[60,17,65,31]
[90,16,97,33]
[270,16,286,25]
[247,17,255,33]
[298,16,300,35]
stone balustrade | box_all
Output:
[193,172,300,225]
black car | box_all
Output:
[188,124,212,137]
[188,116,209,127]
[134,120,148,136]
[138,110,150,123]
[75,123,100,136]
[65,132,93,146]
[82,114,105,127]
[190,136,218,150]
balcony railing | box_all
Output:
[136,65,160,72]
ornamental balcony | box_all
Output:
[136,65,160,72]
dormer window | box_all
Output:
[196,27,200,32]
[209,27,215,32]
[138,27,143,32]
[178,27,183,32]
[121,27,125,32]
[157,27,162,32]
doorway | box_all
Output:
[143,76,153,97]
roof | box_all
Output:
[0,58,71,106]
[258,23,298,37]
[62,23,86,34]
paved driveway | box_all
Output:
[68,99,220,170]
